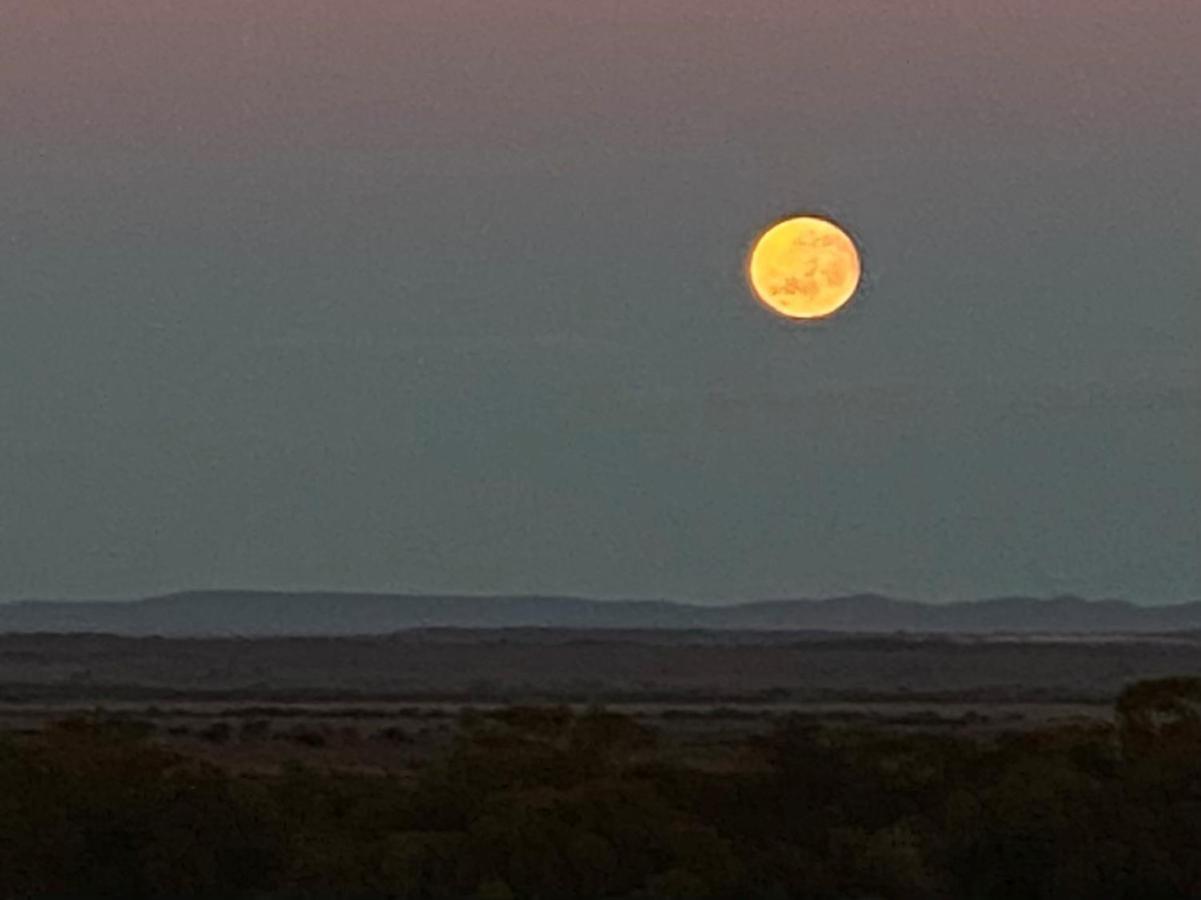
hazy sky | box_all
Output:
[2,1,1198,602]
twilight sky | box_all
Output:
[1,1,1198,603]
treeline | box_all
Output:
[1,679,1200,899]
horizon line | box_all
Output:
[3,589,1196,609]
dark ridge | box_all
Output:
[1,590,1198,636]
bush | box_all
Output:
[198,721,233,744]
[1,682,1199,899]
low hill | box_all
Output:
[0,591,1198,636]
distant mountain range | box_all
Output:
[0,591,1199,636]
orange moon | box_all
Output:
[747,215,862,320]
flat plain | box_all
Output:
[2,629,1198,772]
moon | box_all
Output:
[747,215,862,320]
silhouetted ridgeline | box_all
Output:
[0,591,1199,636]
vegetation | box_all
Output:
[1,679,1199,898]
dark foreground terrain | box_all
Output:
[3,632,1201,898]
[2,675,1201,899]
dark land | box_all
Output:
[3,596,1201,898]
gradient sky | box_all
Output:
[1,1,1198,602]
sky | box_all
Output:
[1,1,1198,603]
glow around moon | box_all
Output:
[747,216,862,320]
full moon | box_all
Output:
[747,215,862,320]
